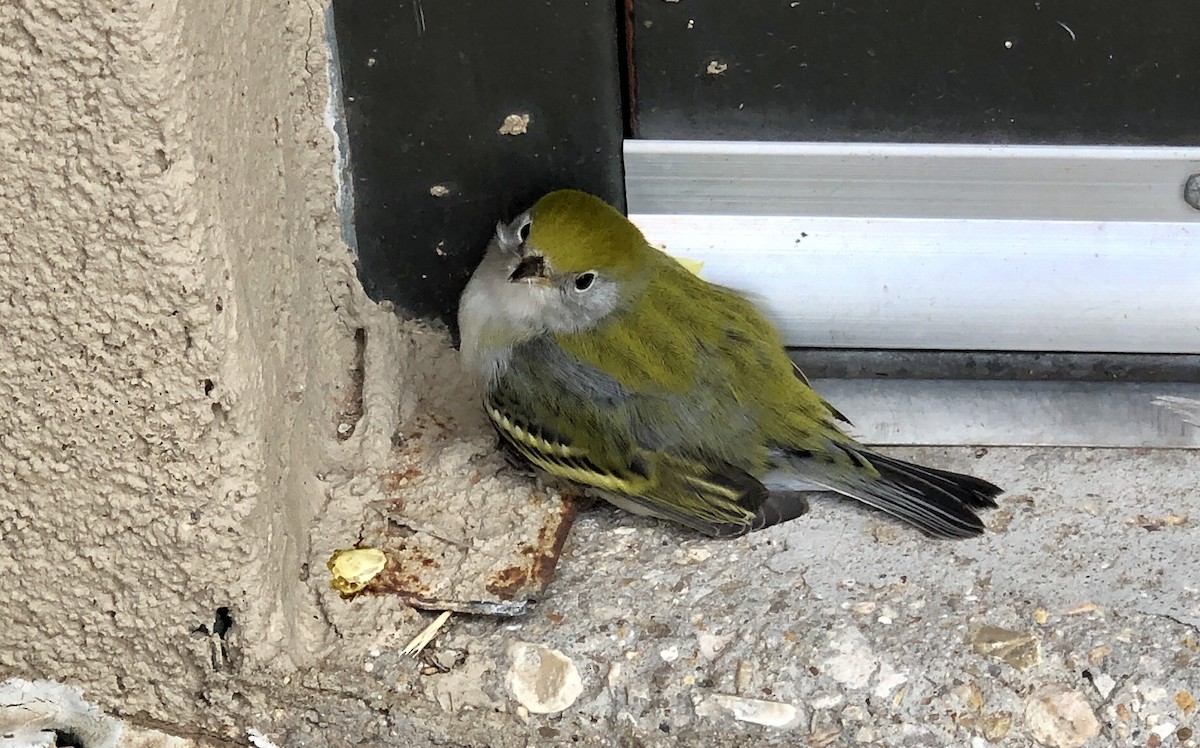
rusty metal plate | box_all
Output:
[352,411,577,616]
[358,497,576,616]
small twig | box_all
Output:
[402,611,453,656]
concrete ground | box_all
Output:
[260,446,1197,747]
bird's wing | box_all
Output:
[790,359,852,424]
[484,387,653,496]
[485,340,770,533]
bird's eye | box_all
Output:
[574,272,596,292]
[518,220,532,242]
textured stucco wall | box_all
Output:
[0,0,367,733]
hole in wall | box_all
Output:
[213,606,233,639]
[191,608,238,671]
[53,730,86,747]
[194,608,238,671]
[203,379,215,397]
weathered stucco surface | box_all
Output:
[0,0,377,734]
[0,1,566,741]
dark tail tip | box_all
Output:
[862,451,1003,539]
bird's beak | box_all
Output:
[508,255,546,283]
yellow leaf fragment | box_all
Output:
[328,547,388,597]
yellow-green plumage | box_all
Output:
[461,189,1001,538]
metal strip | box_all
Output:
[812,379,1200,448]
[628,214,1200,353]
[625,140,1200,221]
[624,139,1200,445]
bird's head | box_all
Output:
[484,189,648,334]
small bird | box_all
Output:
[458,190,1001,538]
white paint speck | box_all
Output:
[498,113,531,136]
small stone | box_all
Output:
[1176,690,1196,714]
[841,704,866,722]
[810,693,845,710]
[1090,672,1116,699]
[506,643,583,714]
[697,631,734,660]
[1024,684,1101,748]
[606,662,622,688]
[1033,608,1049,624]
[1087,645,1111,665]
[970,625,1041,670]
[1176,726,1192,740]
[980,711,1012,741]
[659,645,680,662]
[705,60,728,75]
[873,661,908,699]
[872,523,903,544]
[694,693,800,728]
[734,660,754,693]
[428,184,450,197]
[1150,723,1176,740]
[1140,685,1169,703]
[949,683,985,713]
[822,627,878,689]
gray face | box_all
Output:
[482,211,622,335]
[457,211,623,380]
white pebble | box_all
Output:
[694,694,800,728]
[506,643,583,714]
[1090,672,1116,699]
[1025,683,1100,748]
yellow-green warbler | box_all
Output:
[458,190,1001,538]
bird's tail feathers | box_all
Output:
[783,446,1002,539]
